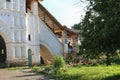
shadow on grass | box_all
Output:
[15,71,50,80]
[47,74,84,80]
[16,73,40,77]
[103,74,120,80]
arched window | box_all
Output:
[28,34,31,41]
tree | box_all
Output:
[72,23,81,30]
[73,0,120,64]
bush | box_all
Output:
[32,66,41,73]
[53,55,66,74]
[44,66,52,72]
[42,65,53,74]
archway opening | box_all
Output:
[40,44,54,65]
[0,35,6,67]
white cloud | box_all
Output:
[41,0,87,28]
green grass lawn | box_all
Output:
[43,65,120,80]
[8,65,120,80]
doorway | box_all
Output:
[0,35,6,67]
[28,49,32,66]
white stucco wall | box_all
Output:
[0,0,64,66]
[26,12,40,65]
[0,0,27,65]
[26,12,64,64]
[39,18,64,56]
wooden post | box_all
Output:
[43,12,46,22]
[62,30,68,58]
[52,21,54,32]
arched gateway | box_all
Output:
[0,0,79,67]
[40,44,54,65]
[0,35,6,67]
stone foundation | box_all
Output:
[7,59,28,67]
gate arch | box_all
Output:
[0,35,6,67]
[40,44,54,65]
[0,19,11,43]
[0,19,11,67]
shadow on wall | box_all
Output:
[40,44,54,65]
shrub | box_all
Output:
[53,55,66,74]
[44,66,52,72]
[43,65,53,74]
[32,66,40,73]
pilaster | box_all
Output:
[62,30,68,58]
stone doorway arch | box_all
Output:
[40,44,54,65]
[0,35,6,67]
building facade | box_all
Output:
[0,0,79,67]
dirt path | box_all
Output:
[0,69,53,80]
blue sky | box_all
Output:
[41,0,88,28]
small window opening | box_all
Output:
[6,0,11,2]
[28,34,31,41]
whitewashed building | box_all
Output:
[0,0,79,67]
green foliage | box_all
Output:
[72,23,81,30]
[31,56,67,75]
[53,56,66,68]
[30,63,120,80]
[116,49,120,58]
[53,55,66,74]
[46,65,120,80]
[72,0,120,63]
[32,66,41,73]
[44,66,52,72]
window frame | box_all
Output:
[6,0,11,2]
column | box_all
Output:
[43,12,46,22]
[72,35,79,53]
[33,1,38,15]
[62,30,68,58]
[52,22,54,32]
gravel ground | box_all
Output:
[0,69,54,80]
